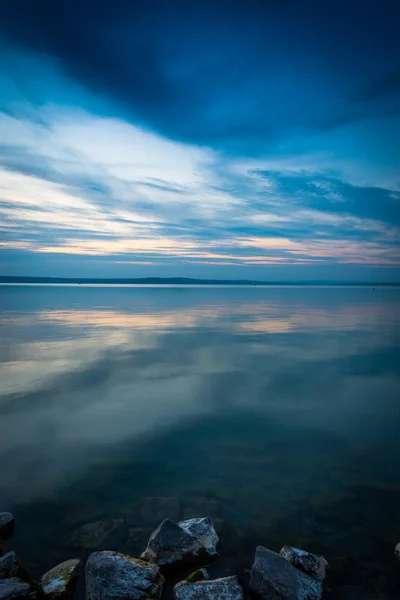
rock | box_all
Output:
[250,546,323,600]
[178,518,219,556]
[69,518,123,548]
[125,497,181,526]
[185,568,209,583]
[0,543,5,558]
[41,559,81,600]
[0,578,32,600]
[182,498,222,520]
[140,518,218,570]
[86,551,163,600]
[395,543,400,562]
[174,576,244,600]
[0,515,14,541]
[0,553,29,582]
[279,546,328,582]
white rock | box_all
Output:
[141,518,218,570]
[178,518,218,556]
[280,546,328,582]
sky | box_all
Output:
[0,0,399,281]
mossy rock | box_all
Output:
[41,558,81,600]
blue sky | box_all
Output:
[0,0,399,281]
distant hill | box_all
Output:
[0,276,397,286]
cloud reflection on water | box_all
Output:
[0,287,399,507]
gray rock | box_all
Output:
[0,578,32,600]
[69,518,123,548]
[250,546,323,600]
[140,518,218,569]
[125,498,181,526]
[178,518,219,556]
[41,559,81,600]
[395,543,400,562]
[174,576,244,600]
[185,568,209,583]
[86,551,164,600]
[279,546,328,582]
[0,515,14,541]
[0,553,28,581]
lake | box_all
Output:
[0,284,399,598]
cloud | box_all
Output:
[1,1,399,152]
[0,100,399,272]
[0,26,399,280]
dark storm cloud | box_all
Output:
[1,0,399,152]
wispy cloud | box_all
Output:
[0,87,399,274]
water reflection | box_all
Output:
[0,285,399,597]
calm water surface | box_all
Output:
[0,285,399,598]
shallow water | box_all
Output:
[1,285,399,598]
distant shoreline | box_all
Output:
[0,276,398,286]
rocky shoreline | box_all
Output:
[1,510,399,599]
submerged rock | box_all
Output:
[126,497,181,526]
[0,578,32,600]
[395,543,400,562]
[250,546,323,600]
[280,546,328,582]
[0,553,29,582]
[185,568,209,583]
[174,576,244,600]
[182,498,222,520]
[86,551,163,600]
[0,515,14,541]
[140,518,218,570]
[41,559,81,600]
[69,518,123,548]
[125,527,153,554]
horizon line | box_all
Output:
[1,275,399,286]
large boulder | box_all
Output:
[86,551,163,600]
[395,543,400,562]
[0,553,29,582]
[69,518,123,548]
[0,516,14,541]
[279,546,328,582]
[140,518,218,570]
[0,578,32,600]
[125,498,181,526]
[174,576,244,600]
[250,546,323,600]
[41,559,81,600]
